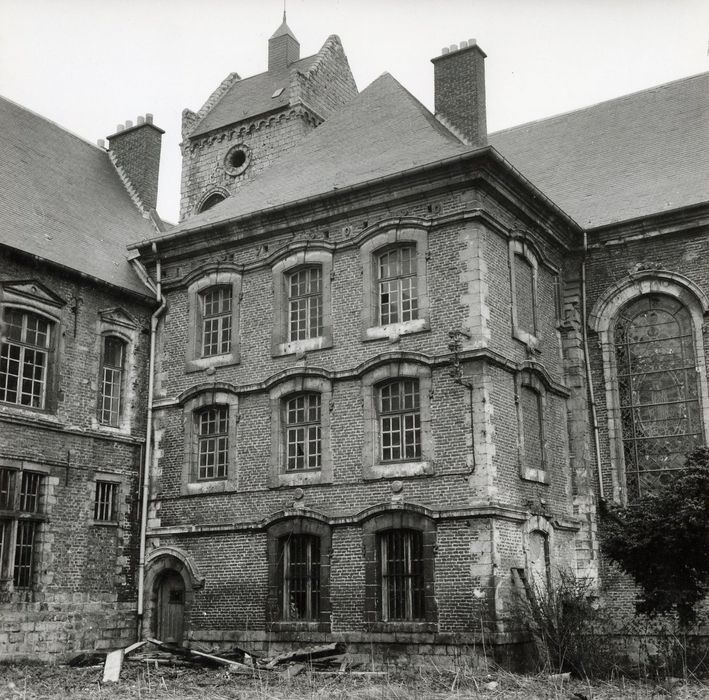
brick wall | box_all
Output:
[0,247,153,659]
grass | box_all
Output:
[0,661,708,700]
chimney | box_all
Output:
[107,114,164,211]
[268,13,300,72]
[431,39,487,146]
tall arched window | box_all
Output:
[614,295,702,498]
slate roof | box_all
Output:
[0,95,155,295]
[490,72,709,229]
[169,73,472,236]
[189,54,318,138]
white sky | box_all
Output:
[2,0,707,224]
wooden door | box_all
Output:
[155,571,185,644]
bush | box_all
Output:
[517,570,615,677]
[601,448,709,627]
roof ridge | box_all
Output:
[0,93,106,152]
[490,71,709,137]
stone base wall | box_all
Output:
[0,596,136,661]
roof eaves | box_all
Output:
[129,145,582,252]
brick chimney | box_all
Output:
[107,114,164,211]
[268,13,300,72]
[431,39,487,146]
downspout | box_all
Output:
[129,245,166,638]
[581,231,605,501]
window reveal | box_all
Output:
[514,253,536,336]
[377,247,418,325]
[378,529,425,621]
[285,394,322,471]
[379,380,421,462]
[520,386,544,471]
[99,336,126,426]
[0,309,53,408]
[94,481,118,522]
[197,406,229,480]
[614,296,702,497]
[201,286,232,357]
[288,267,323,341]
[0,468,44,588]
[280,534,320,620]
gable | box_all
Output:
[1,280,66,308]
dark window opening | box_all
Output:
[279,534,320,620]
[94,481,118,522]
[378,529,425,621]
[199,193,226,213]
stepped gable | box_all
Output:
[0,95,155,295]
[490,72,709,229]
[171,72,472,234]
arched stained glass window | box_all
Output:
[614,295,703,498]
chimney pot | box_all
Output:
[145,113,153,124]
[432,39,488,146]
[125,119,133,129]
[441,47,449,55]
[117,124,124,132]
[137,115,145,125]
[97,139,105,149]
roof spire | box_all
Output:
[269,6,300,70]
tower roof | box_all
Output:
[270,13,298,40]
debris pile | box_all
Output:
[68,639,368,683]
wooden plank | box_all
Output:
[124,640,149,655]
[146,638,254,672]
[102,649,124,683]
[264,642,344,668]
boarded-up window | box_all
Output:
[514,254,536,335]
[521,386,544,471]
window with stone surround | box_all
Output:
[0,309,55,410]
[509,239,539,349]
[271,251,332,357]
[269,376,332,487]
[185,269,241,372]
[360,228,430,341]
[98,335,126,427]
[361,362,433,480]
[284,393,322,471]
[181,388,239,494]
[266,518,331,629]
[362,511,436,630]
[0,466,45,589]
[614,295,703,498]
[516,371,549,484]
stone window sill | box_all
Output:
[273,335,332,358]
[272,470,330,488]
[185,354,240,374]
[363,318,430,342]
[364,461,433,480]
[521,467,550,484]
[366,621,437,634]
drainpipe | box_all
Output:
[580,231,605,501]
[129,245,166,638]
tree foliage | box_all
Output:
[601,448,709,627]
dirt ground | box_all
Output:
[0,662,707,700]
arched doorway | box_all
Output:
[154,570,185,644]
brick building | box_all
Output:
[1,16,707,663]
[0,99,162,658]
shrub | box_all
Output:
[600,448,709,628]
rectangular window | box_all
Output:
[379,380,421,462]
[0,467,43,589]
[281,534,320,620]
[0,309,53,408]
[379,529,424,621]
[378,247,418,326]
[99,336,126,426]
[288,268,323,342]
[285,394,321,470]
[201,287,232,357]
[94,481,118,522]
[521,386,544,471]
[197,406,229,480]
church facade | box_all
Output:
[1,18,707,662]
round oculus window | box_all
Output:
[224,144,251,176]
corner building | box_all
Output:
[132,25,587,665]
